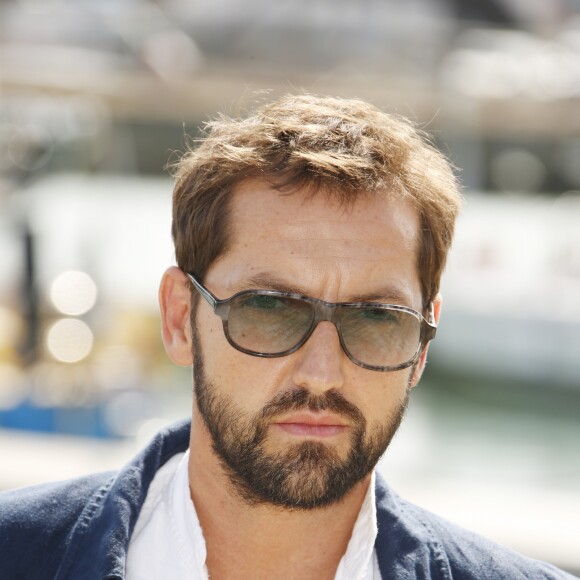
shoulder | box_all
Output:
[0,471,114,531]
[0,419,191,579]
[0,472,115,579]
[374,476,576,580]
[402,499,573,579]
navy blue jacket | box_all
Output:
[0,419,576,579]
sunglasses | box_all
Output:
[186,272,436,372]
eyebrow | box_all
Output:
[241,273,413,305]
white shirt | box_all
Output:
[126,450,381,579]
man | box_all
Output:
[0,94,574,579]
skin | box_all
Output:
[159,179,442,579]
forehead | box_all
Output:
[209,179,422,305]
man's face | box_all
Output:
[186,180,428,509]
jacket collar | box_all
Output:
[374,475,447,579]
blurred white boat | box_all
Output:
[432,192,580,389]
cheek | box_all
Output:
[350,371,410,428]
[195,301,232,358]
[196,308,290,412]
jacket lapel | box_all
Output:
[55,419,191,580]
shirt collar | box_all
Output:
[334,471,378,580]
[171,449,209,577]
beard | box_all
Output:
[191,328,410,510]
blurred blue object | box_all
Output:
[0,399,119,439]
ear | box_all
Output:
[159,266,194,366]
[409,293,442,388]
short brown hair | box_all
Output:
[171,94,461,306]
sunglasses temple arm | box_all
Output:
[185,272,218,310]
[424,302,437,342]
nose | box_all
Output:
[291,321,346,394]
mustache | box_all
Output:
[257,387,365,425]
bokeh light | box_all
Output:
[46,318,94,363]
[49,270,98,316]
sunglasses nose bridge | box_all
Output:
[311,300,340,328]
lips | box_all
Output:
[273,413,349,438]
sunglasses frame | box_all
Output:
[186,272,437,372]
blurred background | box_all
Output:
[0,0,579,574]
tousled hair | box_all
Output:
[171,94,461,307]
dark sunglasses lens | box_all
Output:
[227,293,314,354]
[339,306,421,368]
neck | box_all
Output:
[188,416,372,580]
